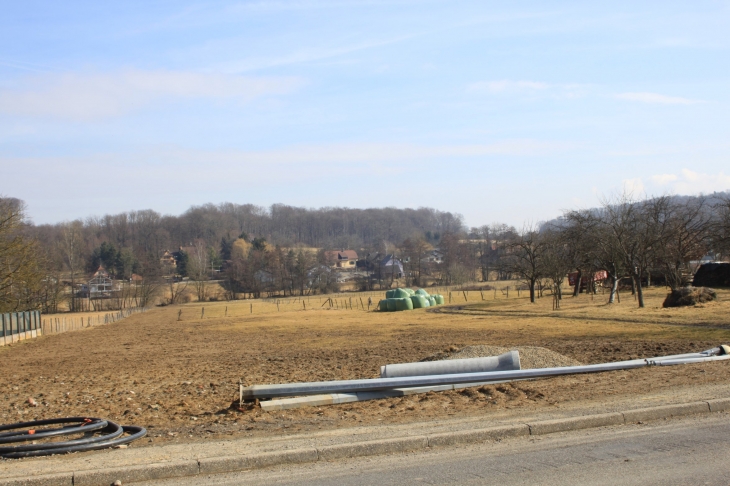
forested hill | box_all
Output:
[27,202,466,272]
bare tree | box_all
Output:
[60,220,85,312]
[0,198,44,312]
[599,193,661,308]
[401,237,432,287]
[712,194,730,260]
[503,224,548,303]
[650,196,711,290]
[188,240,210,302]
[564,209,625,304]
[541,229,573,309]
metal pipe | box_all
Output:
[380,351,520,378]
[653,356,730,366]
[242,360,649,399]
[242,346,729,400]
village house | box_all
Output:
[88,266,114,299]
[324,250,359,270]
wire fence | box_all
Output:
[41,307,148,335]
[176,282,536,320]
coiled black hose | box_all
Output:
[0,417,146,458]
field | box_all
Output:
[1,285,730,447]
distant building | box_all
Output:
[89,266,114,299]
[379,254,404,279]
[426,249,444,264]
[324,250,359,270]
[160,250,176,268]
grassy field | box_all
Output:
[1,284,729,446]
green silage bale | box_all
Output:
[428,296,436,306]
[379,299,389,311]
[392,288,409,298]
[386,298,397,312]
[410,295,428,308]
[434,294,445,305]
[395,297,413,311]
[404,288,415,296]
[415,288,429,297]
[385,289,396,299]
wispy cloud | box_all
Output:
[615,92,703,105]
[2,139,571,184]
[0,70,302,120]
[467,79,587,99]
[469,80,549,93]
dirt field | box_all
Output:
[1,286,729,447]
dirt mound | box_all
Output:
[425,345,582,369]
[693,263,730,287]
[662,287,718,308]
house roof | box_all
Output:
[324,250,358,261]
[380,254,402,266]
[92,266,109,278]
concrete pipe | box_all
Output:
[380,351,520,378]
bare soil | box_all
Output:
[1,287,729,447]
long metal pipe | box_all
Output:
[242,346,729,400]
[380,351,520,378]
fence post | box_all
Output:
[1,313,6,338]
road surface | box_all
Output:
[141,413,730,485]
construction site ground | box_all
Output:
[1,285,730,467]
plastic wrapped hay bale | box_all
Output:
[410,295,429,308]
[395,297,414,311]
[415,288,430,297]
[434,294,445,305]
[386,298,397,312]
[393,288,411,299]
[379,299,389,311]
[428,296,437,306]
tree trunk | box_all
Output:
[634,271,645,308]
[529,279,536,303]
[608,276,618,304]
[572,269,582,297]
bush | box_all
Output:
[662,287,717,307]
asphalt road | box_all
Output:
[142,414,730,486]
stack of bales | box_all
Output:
[379,288,444,312]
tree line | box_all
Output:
[1,192,729,312]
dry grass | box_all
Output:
[2,284,729,445]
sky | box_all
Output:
[1,0,729,228]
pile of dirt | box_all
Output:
[693,263,730,287]
[425,345,582,369]
[662,287,718,308]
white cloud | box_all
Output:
[615,92,702,105]
[622,178,645,195]
[647,169,730,194]
[0,70,302,120]
[651,173,678,185]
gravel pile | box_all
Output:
[427,345,582,370]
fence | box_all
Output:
[41,307,148,336]
[1,311,42,346]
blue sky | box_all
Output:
[1,1,729,227]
